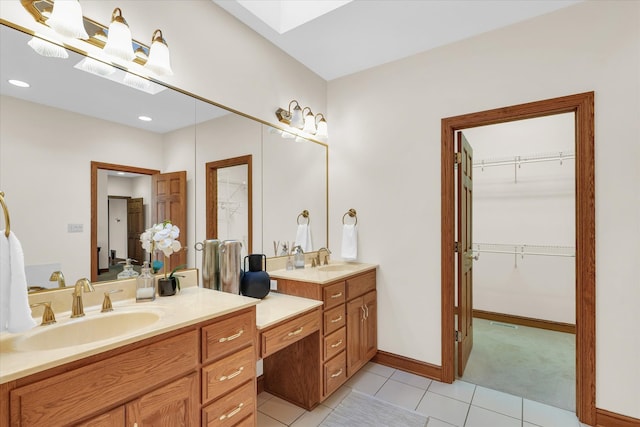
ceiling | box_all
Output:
[214,0,582,81]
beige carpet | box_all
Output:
[321,390,429,427]
[459,318,575,411]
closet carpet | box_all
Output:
[459,318,575,411]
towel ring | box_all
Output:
[342,208,357,226]
[0,191,10,238]
[297,210,310,225]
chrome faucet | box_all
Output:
[49,271,66,288]
[71,278,95,318]
[316,247,331,266]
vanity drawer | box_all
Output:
[260,309,320,358]
[323,304,345,335]
[203,346,256,405]
[323,327,346,360]
[324,352,347,397]
[202,380,255,427]
[202,309,255,363]
[346,270,376,300]
[323,281,346,309]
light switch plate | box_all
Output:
[67,223,83,233]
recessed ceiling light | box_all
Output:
[117,172,126,175]
[138,115,152,122]
[8,79,30,88]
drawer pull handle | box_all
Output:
[330,292,343,299]
[330,315,343,323]
[364,304,369,319]
[287,326,304,337]
[330,369,343,378]
[219,329,244,343]
[330,339,343,348]
[219,366,244,381]
[219,403,244,421]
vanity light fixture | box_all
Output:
[103,8,135,62]
[46,0,88,39]
[27,36,69,59]
[302,107,316,134]
[75,57,116,76]
[315,113,328,139]
[144,30,173,76]
[275,100,304,129]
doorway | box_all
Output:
[440,92,595,425]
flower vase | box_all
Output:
[158,277,177,296]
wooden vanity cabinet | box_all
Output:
[2,307,257,427]
[276,268,376,401]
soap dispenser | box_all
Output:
[117,258,139,279]
[136,261,155,302]
[292,245,305,269]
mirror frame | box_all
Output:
[205,155,253,253]
[91,161,160,282]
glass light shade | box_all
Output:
[282,130,296,139]
[103,8,135,62]
[303,112,316,134]
[315,118,328,139]
[290,104,303,129]
[145,30,173,76]
[76,57,116,76]
[46,0,88,39]
[27,37,69,59]
[123,72,151,91]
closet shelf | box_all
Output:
[471,243,575,267]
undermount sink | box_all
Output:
[8,309,162,352]
[317,264,359,273]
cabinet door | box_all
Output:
[363,291,377,362]
[126,373,198,426]
[75,407,125,427]
[346,297,364,377]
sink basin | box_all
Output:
[318,264,359,273]
[9,310,162,352]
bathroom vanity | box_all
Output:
[269,263,377,403]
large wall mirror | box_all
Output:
[0,23,328,292]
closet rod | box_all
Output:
[473,151,575,169]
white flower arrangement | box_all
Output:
[140,221,182,273]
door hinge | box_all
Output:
[454,241,459,252]
[455,152,462,164]
[455,330,463,342]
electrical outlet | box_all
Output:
[67,223,83,233]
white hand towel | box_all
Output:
[341,224,358,261]
[294,224,313,253]
[0,231,37,333]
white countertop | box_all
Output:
[0,286,324,384]
[255,292,323,330]
[269,262,377,285]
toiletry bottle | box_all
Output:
[286,256,294,270]
[292,246,305,269]
[136,262,155,302]
[117,258,139,279]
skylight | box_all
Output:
[236,0,352,34]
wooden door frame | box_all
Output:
[205,155,253,253]
[91,161,160,283]
[440,92,595,424]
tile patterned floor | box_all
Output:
[257,362,592,427]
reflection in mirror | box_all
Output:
[262,128,328,256]
[205,156,252,260]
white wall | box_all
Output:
[107,198,127,261]
[464,114,575,324]
[328,1,639,418]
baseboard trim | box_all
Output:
[373,351,443,382]
[473,309,576,334]
[596,408,640,427]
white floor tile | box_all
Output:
[465,405,521,427]
[362,361,396,378]
[321,385,351,409]
[523,399,580,427]
[428,380,476,403]
[390,369,432,390]
[374,378,426,411]
[258,391,275,408]
[290,404,333,427]
[426,418,457,427]
[259,396,306,425]
[345,369,388,395]
[415,391,470,426]
[257,411,287,427]
[471,386,522,419]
